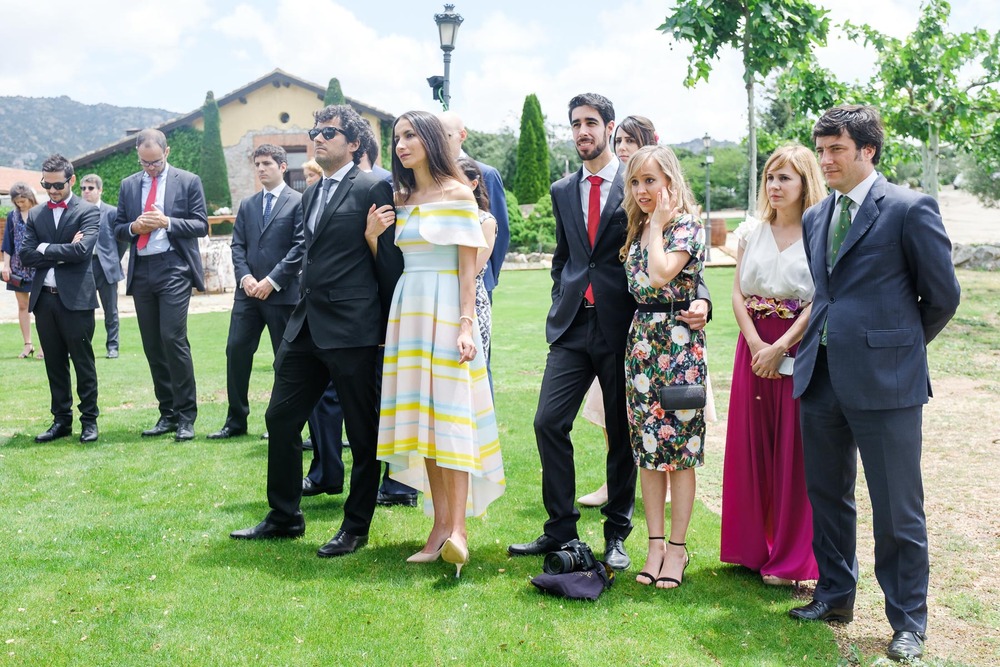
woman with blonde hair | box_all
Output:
[373,111,504,577]
[621,145,706,589]
[720,144,825,586]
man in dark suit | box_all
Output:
[114,129,208,442]
[789,105,960,663]
[19,154,101,443]
[508,94,710,571]
[80,174,125,359]
[231,105,403,559]
[208,144,304,440]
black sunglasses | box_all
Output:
[40,179,71,190]
[81,185,98,191]
[308,126,345,141]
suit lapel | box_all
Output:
[561,170,588,254]
[595,167,625,248]
[264,188,290,232]
[809,193,835,291]
[163,169,180,217]
[314,166,358,239]
[834,175,883,267]
[249,191,266,233]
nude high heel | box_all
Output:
[407,541,445,563]
[441,537,469,578]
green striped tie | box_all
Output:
[821,195,853,345]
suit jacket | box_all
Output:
[478,161,510,292]
[93,201,125,284]
[284,164,403,349]
[19,197,100,312]
[231,187,305,307]
[793,174,960,410]
[114,165,208,293]
[371,164,393,184]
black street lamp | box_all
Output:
[431,4,464,110]
[702,133,714,262]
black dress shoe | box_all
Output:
[604,536,631,571]
[317,530,368,557]
[207,425,247,440]
[887,630,925,661]
[230,516,305,540]
[79,424,99,443]
[106,349,119,359]
[376,490,418,507]
[174,422,195,442]
[35,422,72,443]
[302,478,343,497]
[508,534,562,556]
[301,438,313,451]
[789,599,854,623]
[142,419,177,437]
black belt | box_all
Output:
[637,300,690,313]
[42,286,59,294]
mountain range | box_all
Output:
[0,96,179,169]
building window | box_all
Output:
[284,147,309,191]
[279,112,290,124]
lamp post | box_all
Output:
[703,133,714,262]
[433,4,464,110]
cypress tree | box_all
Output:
[199,91,230,210]
[324,78,346,106]
[514,94,549,204]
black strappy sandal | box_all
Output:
[655,540,690,589]
[635,537,664,586]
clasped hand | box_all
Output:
[365,204,395,241]
[750,342,785,380]
[132,209,169,235]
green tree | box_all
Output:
[659,0,830,213]
[323,77,346,106]
[464,127,518,186]
[198,91,230,210]
[843,0,1000,199]
[514,94,550,204]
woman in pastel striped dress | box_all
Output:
[373,111,504,577]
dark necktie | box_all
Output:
[584,174,602,304]
[137,175,158,250]
[263,192,275,225]
[829,194,852,265]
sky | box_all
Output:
[3,0,998,145]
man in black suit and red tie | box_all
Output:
[79,174,125,359]
[509,93,711,570]
[231,105,403,558]
[19,154,101,443]
[208,144,304,440]
[114,129,208,442]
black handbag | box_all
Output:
[658,384,706,410]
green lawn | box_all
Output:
[0,268,844,666]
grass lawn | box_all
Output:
[0,267,859,666]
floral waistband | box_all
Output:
[745,295,805,319]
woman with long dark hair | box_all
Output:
[373,111,504,577]
[2,182,42,358]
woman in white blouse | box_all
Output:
[719,145,826,586]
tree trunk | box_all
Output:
[744,30,757,215]
[923,124,940,199]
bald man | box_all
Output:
[438,111,510,387]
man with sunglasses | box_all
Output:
[114,129,208,442]
[231,105,403,559]
[19,154,101,443]
[80,174,125,359]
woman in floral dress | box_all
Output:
[621,145,706,589]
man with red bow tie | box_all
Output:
[19,154,102,443]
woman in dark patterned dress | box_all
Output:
[455,158,498,357]
[1,182,41,358]
[621,145,706,589]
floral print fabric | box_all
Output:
[624,214,707,471]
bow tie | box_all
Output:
[47,201,68,209]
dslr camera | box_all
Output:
[543,539,599,575]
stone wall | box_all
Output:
[952,243,1000,271]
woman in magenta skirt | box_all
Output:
[720,145,825,586]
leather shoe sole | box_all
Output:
[317,530,368,557]
[207,426,247,440]
[302,479,343,497]
[376,492,417,507]
[230,519,305,540]
[789,599,854,623]
[887,631,925,661]
[508,534,562,556]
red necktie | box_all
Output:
[137,175,158,250]
[584,174,602,304]
[47,201,67,209]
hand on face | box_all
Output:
[649,187,680,230]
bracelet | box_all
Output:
[460,315,474,325]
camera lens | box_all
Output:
[543,550,576,575]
